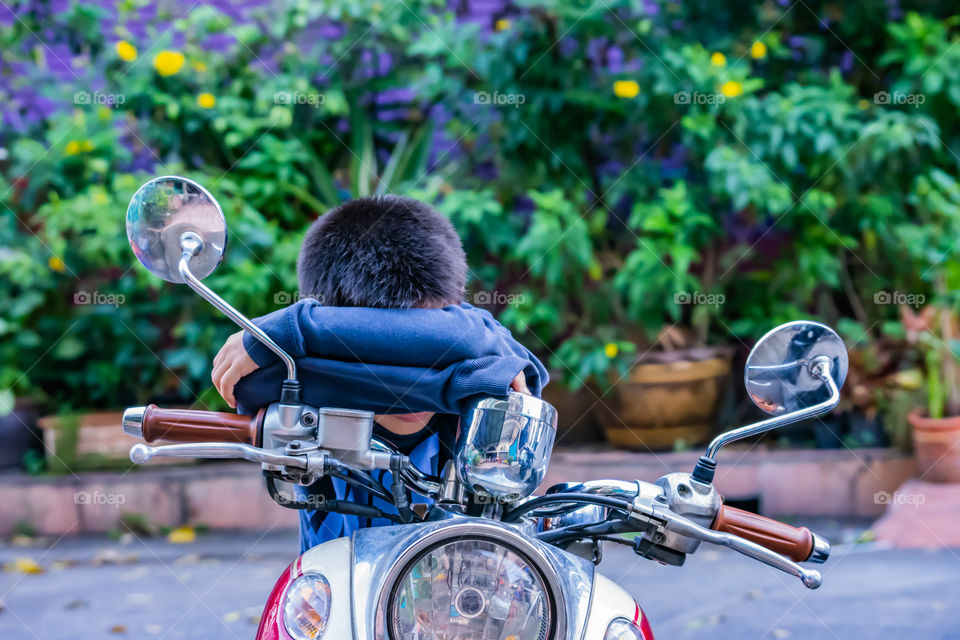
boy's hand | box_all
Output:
[510,373,530,394]
[212,331,259,408]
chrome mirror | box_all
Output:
[692,321,847,484]
[126,176,301,421]
[126,176,226,283]
[744,320,848,416]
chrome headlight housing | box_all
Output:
[387,537,554,640]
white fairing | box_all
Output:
[584,572,642,638]
[298,537,355,637]
[295,533,642,640]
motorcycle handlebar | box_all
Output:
[122,405,263,446]
[712,504,823,563]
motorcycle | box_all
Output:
[121,176,847,640]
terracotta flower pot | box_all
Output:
[595,347,733,451]
[908,409,960,483]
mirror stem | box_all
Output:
[178,233,300,402]
[692,357,839,484]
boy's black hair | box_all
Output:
[297,195,467,308]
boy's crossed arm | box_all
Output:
[212,329,530,414]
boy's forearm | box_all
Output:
[241,302,307,367]
[240,300,536,371]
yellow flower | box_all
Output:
[192,61,207,72]
[858,98,870,110]
[65,140,92,155]
[710,52,726,66]
[197,93,216,109]
[720,80,743,97]
[48,256,66,272]
[153,50,185,77]
[115,40,137,62]
[613,80,640,99]
[604,342,619,358]
[495,18,511,31]
[750,42,767,59]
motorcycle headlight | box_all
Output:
[389,537,552,640]
[283,572,332,640]
[604,617,645,640]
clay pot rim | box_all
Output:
[635,345,735,365]
[907,408,960,431]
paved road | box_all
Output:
[1,524,957,639]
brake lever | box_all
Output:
[129,442,307,469]
[659,509,822,589]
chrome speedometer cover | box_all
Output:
[354,519,594,640]
[456,392,559,502]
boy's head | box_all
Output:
[297,195,467,309]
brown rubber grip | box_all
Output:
[712,504,813,563]
[140,404,263,446]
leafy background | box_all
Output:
[2,0,959,447]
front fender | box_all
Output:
[585,572,655,639]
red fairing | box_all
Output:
[256,557,301,640]
[636,602,655,640]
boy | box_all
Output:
[211,195,546,550]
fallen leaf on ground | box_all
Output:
[166,526,196,544]
[7,558,43,574]
[92,549,139,566]
[173,553,200,566]
[110,624,127,633]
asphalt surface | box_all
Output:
[0,522,957,640]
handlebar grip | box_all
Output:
[712,504,814,563]
[123,405,263,446]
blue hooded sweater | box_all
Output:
[233,299,548,551]
[236,300,547,414]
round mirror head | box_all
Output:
[126,176,227,283]
[745,321,848,416]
